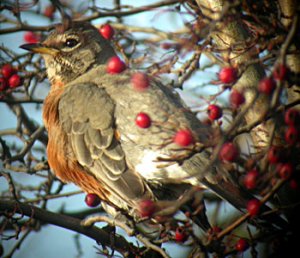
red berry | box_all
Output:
[0,77,8,91]
[267,146,281,164]
[284,109,300,126]
[161,42,180,50]
[202,118,212,126]
[219,67,237,84]
[207,226,222,236]
[219,142,239,162]
[277,163,293,180]
[173,129,194,147]
[207,104,222,120]
[131,72,150,91]
[212,226,222,233]
[24,31,40,44]
[139,199,156,217]
[161,42,173,49]
[175,227,188,242]
[289,179,298,190]
[247,199,261,217]
[273,64,288,81]
[285,126,298,145]
[8,74,21,88]
[258,77,276,95]
[230,89,245,108]
[99,24,115,40]
[106,56,126,74]
[236,238,249,252]
[135,112,151,128]
[85,193,101,207]
[44,5,56,19]
[244,169,259,190]
[1,64,16,78]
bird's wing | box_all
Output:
[58,83,153,208]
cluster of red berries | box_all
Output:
[101,25,126,75]
[267,108,299,184]
[0,64,22,91]
[219,67,245,108]
[99,24,194,218]
[102,23,195,148]
[207,67,245,122]
[243,153,295,215]
[284,108,299,146]
[132,74,194,147]
[242,111,298,212]
[102,24,127,76]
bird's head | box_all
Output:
[20,20,115,84]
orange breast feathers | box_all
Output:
[43,86,109,200]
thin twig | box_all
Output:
[216,179,286,239]
[81,215,170,258]
[8,126,45,162]
[4,228,31,258]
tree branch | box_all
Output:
[0,200,137,257]
[0,0,182,34]
[195,0,272,149]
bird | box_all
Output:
[20,19,283,233]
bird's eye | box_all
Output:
[64,38,79,48]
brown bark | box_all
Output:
[278,0,300,106]
[195,0,274,149]
[0,200,135,257]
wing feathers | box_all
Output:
[87,127,102,148]
[59,83,152,206]
[72,134,93,166]
[72,121,88,133]
[104,139,125,160]
[101,152,126,180]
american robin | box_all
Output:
[20,20,269,228]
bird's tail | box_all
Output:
[182,151,287,229]
[201,176,288,229]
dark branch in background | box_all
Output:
[85,0,182,20]
[0,200,139,257]
[0,0,181,34]
[8,126,45,162]
[0,98,44,104]
[7,104,48,145]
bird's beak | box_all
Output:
[20,43,59,56]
